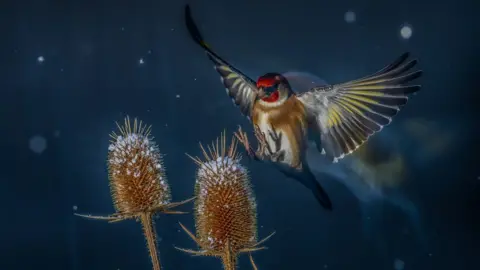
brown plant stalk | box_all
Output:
[176,131,275,270]
[75,116,194,270]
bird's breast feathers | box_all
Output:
[252,96,308,168]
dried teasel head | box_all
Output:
[177,132,274,270]
[107,116,171,214]
[76,116,194,270]
[192,133,257,253]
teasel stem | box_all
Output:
[141,213,161,270]
[221,254,237,270]
[221,242,237,270]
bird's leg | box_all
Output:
[234,126,262,161]
[252,125,272,158]
[267,126,285,163]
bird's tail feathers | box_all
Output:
[280,164,333,210]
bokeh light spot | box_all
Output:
[29,135,47,154]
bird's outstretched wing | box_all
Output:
[184,5,258,119]
[297,53,423,162]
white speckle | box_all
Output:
[394,259,405,270]
[207,236,215,245]
[323,265,328,269]
[72,205,78,211]
[60,68,64,72]
[193,78,197,81]
[176,94,180,98]
[121,27,125,31]
[139,58,144,65]
[400,25,413,39]
[107,130,172,204]
[53,130,60,138]
[428,253,432,257]
[147,50,152,54]
[37,56,45,63]
[29,135,47,154]
[171,28,174,31]
[344,11,356,23]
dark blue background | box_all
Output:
[1,0,478,269]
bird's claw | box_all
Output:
[253,125,270,156]
[269,149,285,163]
[246,147,257,161]
[235,125,283,162]
[235,126,257,160]
[261,125,283,162]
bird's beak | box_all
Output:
[257,88,266,99]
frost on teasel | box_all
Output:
[75,116,194,270]
[107,117,171,213]
[176,131,275,270]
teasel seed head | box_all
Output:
[191,132,257,252]
[75,116,194,270]
[107,116,171,214]
[176,131,275,269]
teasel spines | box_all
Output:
[194,134,257,253]
[176,131,275,270]
[107,117,171,213]
[75,116,194,270]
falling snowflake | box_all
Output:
[29,135,47,154]
[176,94,180,98]
[344,11,356,23]
[72,205,78,211]
[53,130,61,138]
[400,24,413,39]
[139,58,144,65]
[37,56,45,63]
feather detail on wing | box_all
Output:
[184,5,258,119]
[298,52,423,162]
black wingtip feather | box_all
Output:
[392,52,410,68]
[374,52,410,75]
[184,5,207,49]
[393,70,423,85]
